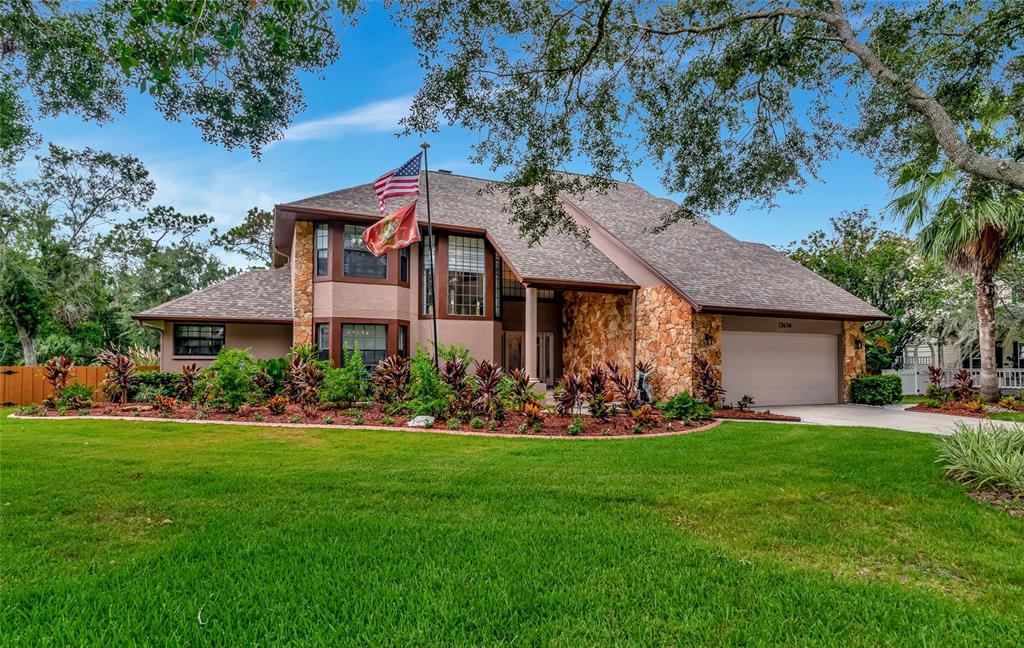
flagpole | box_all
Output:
[420,143,440,368]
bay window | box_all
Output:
[447,235,485,316]
[344,224,387,279]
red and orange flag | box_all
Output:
[362,201,420,257]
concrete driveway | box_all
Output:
[753,403,1017,436]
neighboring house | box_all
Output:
[135,172,887,406]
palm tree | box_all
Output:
[890,161,1024,401]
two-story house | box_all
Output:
[135,172,886,406]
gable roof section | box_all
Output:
[134,267,292,322]
[564,182,888,320]
[282,172,636,289]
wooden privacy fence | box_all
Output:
[0,365,158,407]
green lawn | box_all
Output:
[2,415,1022,646]
[987,411,1024,422]
[902,395,928,404]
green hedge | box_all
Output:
[849,375,902,406]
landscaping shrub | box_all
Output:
[469,416,485,430]
[693,354,726,407]
[405,345,451,418]
[737,394,755,411]
[472,360,505,421]
[505,368,534,411]
[937,421,1024,497]
[607,361,640,411]
[849,375,902,405]
[98,350,136,405]
[195,347,260,411]
[630,403,658,431]
[43,355,74,397]
[657,391,714,423]
[567,417,584,436]
[554,373,583,416]
[583,363,613,422]
[440,356,473,415]
[266,395,288,414]
[134,371,182,400]
[523,400,542,426]
[321,346,369,406]
[56,382,94,409]
[179,362,199,400]
[951,369,977,401]
[256,358,287,396]
[372,355,410,404]
[153,394,177,413]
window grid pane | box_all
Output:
[342,323,388,371]
[421,235,436,315]
[316,323,330,361]
[501,265,554,300]
[448,236,485,316]
[173,324,225,356]
[344,224,387,278]
[315,224,329,276]
[400,247,409,283]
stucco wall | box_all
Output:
[562,291,632,376]
[159,322,293,371]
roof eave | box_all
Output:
[132,314,294,324]
[697,304,890,322]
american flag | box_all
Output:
[373,152,422,214]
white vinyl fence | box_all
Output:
[884,367,1024,395]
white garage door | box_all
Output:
[721,331,839,406]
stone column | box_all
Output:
[841,321,867,402]
[292,220,314,347]
[525,286,538,382]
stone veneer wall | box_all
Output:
[842,321,867,402]
[635,285,694,398]
[292,220,314,346]
[692,312,723,394]
[561,291,632,376]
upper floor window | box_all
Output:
[314,224,329,277]
[400,246,409,283]
[494,256,503,319]
[421,235,436,315]
[501,262,554,300]
[344,224,387,279]
[448,235,485,316]
[173,324,225,357]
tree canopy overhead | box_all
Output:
[0,0,349,162]
[402,0,1023,242]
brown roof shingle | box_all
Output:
[283,172,636,288]
[564,182,887,319]
[135,267,292,322]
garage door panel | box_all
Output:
[721,331,838,406]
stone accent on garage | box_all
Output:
[692,312,723,391]
[635,285,694,399]
[842,321,867,401]
[562,291,632,376]
[292,220,314,346]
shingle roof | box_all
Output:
[283,172,636,287]
[564,182,887,319]
[134,267,292,322]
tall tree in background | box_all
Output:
[402,0,1023,242]
[890,101,1024,401]
[0,146,232,364]
[0,0,346,164]
[212,207,275,267]
[785,211,952,371]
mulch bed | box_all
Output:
[21,402,712,438]
[906,403,988,418]
[713,408,801,422]
[967,490,1024,517]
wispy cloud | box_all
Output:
[280,96,412,142]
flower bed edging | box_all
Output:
[6,413,722,440]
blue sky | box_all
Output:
[30,4,896,253]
